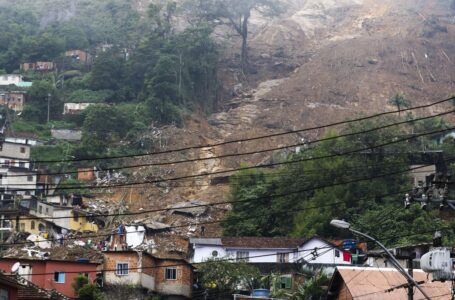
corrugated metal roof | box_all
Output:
[221,237,306,249]
[336,267,452,300]
[190,238,222,246]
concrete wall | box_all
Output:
[1,169,36,197]
[155,260,192,298]
[0,75,22,85]
[0,143,30,160]
[298,239,350,265]
[192,245,226,262]
[0,259,98,298]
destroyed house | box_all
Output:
[29,201,98,233]
[103,250,193,299]
[0,258,99,299]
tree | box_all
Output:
[198,258,261,296]
[90,48,127,101]
[77,105,132,158]
[223,118,428,243]
[190,0,285,72]
[72,274,103,300]
[388,94,410,116]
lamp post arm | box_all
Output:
[349,228,431,300]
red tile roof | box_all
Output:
[332,267,451,300]
[221,237,306,249]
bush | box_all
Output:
[68,89,115,103]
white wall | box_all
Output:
[298,239,351,265]
[192,245,227,263]
[191,238,352,265]
[0,75,22,85]
[192,245,297,263]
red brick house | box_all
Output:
[0,258,100,298]
[20,62,55,72]
[103,250,193,299]
[0,271,68,300]
[0,272,19,300]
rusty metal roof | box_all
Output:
[334,267,452,300]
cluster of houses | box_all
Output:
[0,229,451,300]
[0,49,97,116]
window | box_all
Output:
[277,253,289,263]
[236,251,249,262]
[27,176,33,182]
[73,212,79,222]
[280,276,292,289]
[54,272,65,283]
[19,162,25,168]
[45,208,49,214]
[20,147,26,153]
[20,223,25,232]
[31,221,35,230]
[335,250,340,258]
[38,206,43,214]
[165,268,177,280]
[0,289,8,300]
[116,263,129,276]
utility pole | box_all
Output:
[47,93,51,124]
[407,256,414,300]
[331,220,431,300]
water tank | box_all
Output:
[420,248,453,281]
[251,289,271,297]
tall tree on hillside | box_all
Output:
[189,0,285,72]
[388,94,410,116]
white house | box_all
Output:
[63,103,94,115]
[189,236,354,266]
[0,167,37,199]
[0,140,32,169]
[0,74,23,86]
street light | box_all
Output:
[330,219,431,300]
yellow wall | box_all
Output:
[13,217,47,235]
[69,212,99,232]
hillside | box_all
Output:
[109,0,455,236]
[0,0,453,237]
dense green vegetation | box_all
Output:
[0,0,220,162]
[222,117,455,247]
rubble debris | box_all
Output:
[134,219,171,232]
[169,200,209,217]
[26,234,51,249]
[125,225,145,248]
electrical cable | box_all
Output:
[10,107,449,177]
[30,96,455,164]
[3,226,452,278]
[4,156,442,222]
[4,125,455,192]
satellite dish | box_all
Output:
[11,262,20,273]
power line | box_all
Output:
[5,125,454,192]
[0,106,447,179]
[31,96,455,164]
[3,226,451,278]
[4,156,442,222]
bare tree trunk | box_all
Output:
[241,11,250,73]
